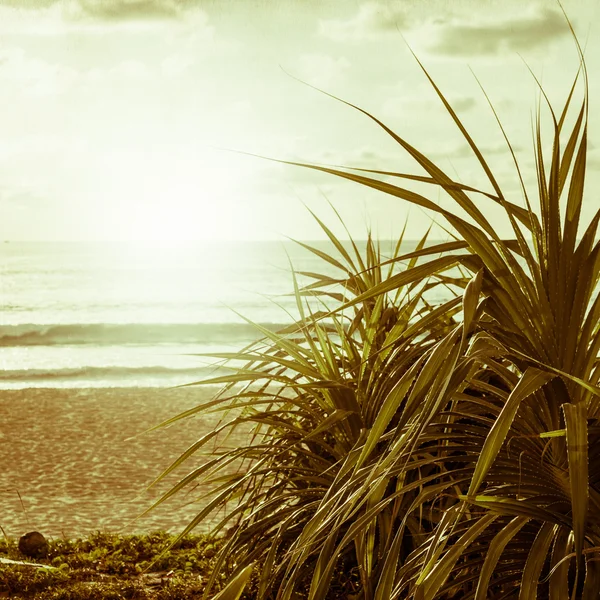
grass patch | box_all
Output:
[0,531,223,599]
[0,531,360,599]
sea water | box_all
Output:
[0,240,431,389]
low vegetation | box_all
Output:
[0,531,361,599]
[0,531,223,599]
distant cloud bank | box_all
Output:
[427,7,571,56]
[73,0,183,21]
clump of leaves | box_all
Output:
[153,10,600,600]
[146,225,441,599]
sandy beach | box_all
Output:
[0,386,244,539]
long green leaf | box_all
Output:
[210,564,254,600]
[467,367,555,496]
[474,517,529,600]
[563,402,589,561]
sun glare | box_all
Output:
[104,150,250,242]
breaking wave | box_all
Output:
[0,365,224,381]
[0,322,288,347]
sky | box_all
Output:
[0,0,599,241]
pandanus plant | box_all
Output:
[150,12,600,600]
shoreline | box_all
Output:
[0,386,240,539]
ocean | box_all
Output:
[1,238,444,536]
[0,240,420,390]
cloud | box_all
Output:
[0,47,78,95]
[381,94,477,120]
[427,7,569,56]
[293,53,351,88]
[0,0,213,35]
[0,183,45,208]
[588,150,600,171]
[319,2,409,41]
[256,145,403,192]
[452,97,476,112]
[85,59,152,83]
[0,135,91,169]
[316,147,397,169]
[427,141,524,161]
[0,45,165,96]
[72,0,181,21]
[160,54,195,77]
[0,0,186,18]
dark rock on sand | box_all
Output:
[18,531,49,558]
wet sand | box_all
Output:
[0,387,245,539]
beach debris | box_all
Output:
[18,531,48,558]
[0,556,57,570]
[139,571,174,588]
